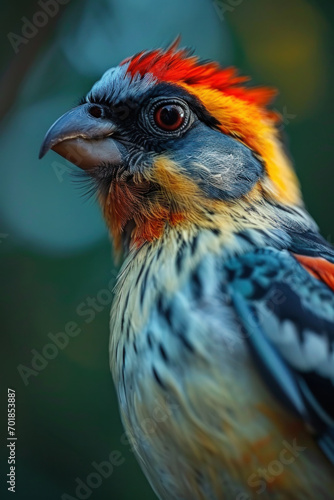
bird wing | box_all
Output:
[225,247,334,462]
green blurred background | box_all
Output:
[1,0,334,498]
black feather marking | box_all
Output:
[239,264,253,279]
[179,333,194,353]
[122,346,126,367]
[249,281,270,300]
[135,263,145,287]
[159,343,169,363]
[147,331,153,350]
[121,292,130,331]
[268,282,334,347]
[126,322,130,340]
[164,306,173,328]
[191,269,202,300]
[190,235,198,255]
[290,229,334,262]
[140,267,150,308]
[176,243,185,273]
[225,266,236,283]
[157,294,164,314]
[237,232,254,246]
[152,366,165,389]
[156,246,163,260]
[300,371,334,421]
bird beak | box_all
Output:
[39,103,123,170]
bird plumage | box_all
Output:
[40,42,334,499]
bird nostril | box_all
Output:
[88,105,103,119]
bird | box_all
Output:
[40,41,334,499]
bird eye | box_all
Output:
[154,104,185,131]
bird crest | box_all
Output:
[122,38,278,121]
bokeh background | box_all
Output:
[1,0,334,499]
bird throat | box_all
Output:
[100,178,185,254]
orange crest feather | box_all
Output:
[122,41,277,117]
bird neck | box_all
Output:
[99,178,187,256]
[99,160,313,259]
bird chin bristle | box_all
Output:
[70,168,101,202]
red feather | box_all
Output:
[122,42,276,109]
[294,254,334,291]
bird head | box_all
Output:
[40,41,302,255]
